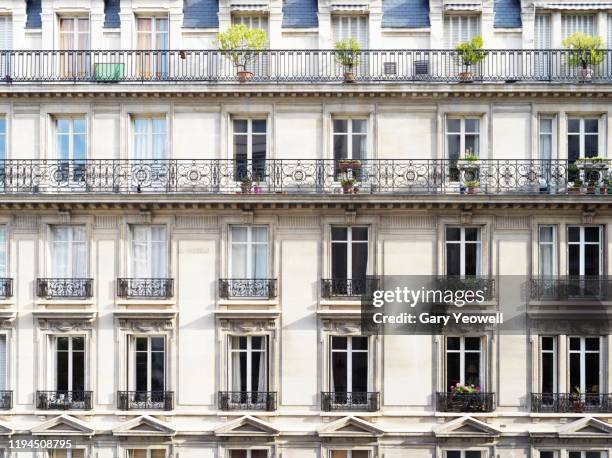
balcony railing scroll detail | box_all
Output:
[321,391,380,412]
[218,391,277,411]
[436,392,495,412]
[531,393,612,413]
[218,279,277,299]
[117,278,174,299]
[0,278,13,298]
[36,278,93,299]
[117,390,174,410]
[36,390,93,410]
[0,391,12,410]
[530,276,612,301]
[321,277,380,298]
[6,49,612,83]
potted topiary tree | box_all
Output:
[562,32,605,82]
[217,24,267,83]
[454,36,487,82]
[334,38,361,83]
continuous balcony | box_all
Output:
[218,391,277,411]
[116,278,174,299]
[218,279,277,299]
[530,276,612,301]
[36,391,93,410]
[36,278,93,299]
[436,392,495,412]
[0,159,604,197]
[321,391,380,412]
[117,390,174,410]
[531,393,612,413]
[5,49,612,84]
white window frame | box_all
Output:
[445,336,483,387]
[131,115,167,160]
[130,335,166,392]
[538,225,558,276]
[332,118,368,160]
[135,15,169,49]
[58,16,90,50]
[445,226,482,276]
[50,225,87,278]
[330,335,369,392]
[568,336,602,394]
[540,336,557,393]
[567,225,603,276]
[53,335,86,392]
[446,117,481,158]
[229,225,269,279]
[129,225,168,278]
[443,451,487,458]
[226,449,270,458]
[328,451,371,458]
[567,117,601,159]
[231,118,268,172]
[539,115,556,160]
[228,335,268,392]
[568,452,607,458]
[47,449,87,458]
[55,117,87,161]
[331,226,369,280]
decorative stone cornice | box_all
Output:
[117,318,174,333]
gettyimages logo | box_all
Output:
[371,285,488,308]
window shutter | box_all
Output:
[332,15,369,49]
[0,17,12,50]
[607,14,612,48]
[444,15,480,48]
[535,14,551,49]
[562,14,595,39]
[0,335,7,391]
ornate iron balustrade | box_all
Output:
[36,391,93,410]
[531,393,612,413]
[218,391,277,411]
[0,391,12,410]
[433,276,496,301]
[117,391,174,410]
[6,49,612,83]
[321,277,380,298]
[530,276,612,301]
[218,279,277,299]
[117,278,174,299]
[0,279,13,298]
[36,278,93,299]
[436,392,495,412]
[321,391,380,412]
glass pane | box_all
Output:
[569,352,580,392]
[464,352,480,386]
[251,451,268,458]
[540,226,554,243]
[568,118,580,133]
[447,337,460,350]
[352,452,369,458]
[446,119,461,133]
[584,244,600,276]
[135,351,147,391]
[151,451,166,458]
[569,337,580,351]
[585,119,599,133]
[352,120,367,133]
[151,337,164,352]
[568,226,580,242]
[151,351,165,391]
[351,243,368,280]
[352,336,368,350]
[332,336,347,350]
[568,245,580,276]
[352,227,368,241]
[334,135,348,160]
[585,352,599,393]
[465,337,480,351]
[585,227,600,243]
[466,452,482,458]
[542,336,554,351]
[446,244,461,275]
[465,228,480,241]
[585,135,599,157]
[542,352,554,393]
[334,120,348,133]
[352,352,368,392]
[464,244,479,275]
[352,135,366,160]
[568,135,580,162]
[331,352,348,392]
[252,120,266,133]
[332,227,348,241]
[586,337,599,351]
[233,120,248,133]
[332,243,348,279]
[57,350,68,391]
[232,226,248,243]
[464,134,479,155]
[229,452,247,458]
[446,353,460,388]
[447,134,461,160]
[540,118,552,133]
[72,350,85,391]
[330,452,348,458]
[465,119,479,133]
[446,227,461,241]
[446,453,461,458]
[252,227,268,243]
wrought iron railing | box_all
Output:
[218,391,277,411]
[36,278,93,299]
[36,391,93,410]
[0,158,599,195]
[531,393,612,413]
[530,276,612,301]
[436,392,495,412]
[321,277,380,298]
[218,279,277,299]
[321,391,380,411]
[117,390,174,410]
[5,49,612,83]
[0,278,13,298]
[116,278,174,299]
[0,391,12,410]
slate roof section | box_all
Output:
[183,0,220,28]
[104,0,121,28]
[494,0,522,28]
[382,0,430,28]
[282,0,319,28]
[25,0,42,29]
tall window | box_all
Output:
[0,335,6,392]
[56,118,86,161]
[445,227,481,276]
[55,336,85,393]
[332,15,368,48]
[230,226,268,279]
[446,336,481,389]
[444,15,480,48]
[539,117,554,160]
[0,226,7,278]
[233,119,267,181]
[539,225,557,277]
[330,452,369,458]
[59,17,89,77]
[228,451,268,458]
[229,336,268,393]
[330,336,368,394]
[540,336,557,394]
[136,16,169,78]
[567,226,601,276]
[447,118,480,160]
[133,117,166,160]
[126,450,166,458]
[131,226,167,278]
[51,226,87,278]
[331,226,368,286]
[445,452,482,458]
[48,450,86,458]
[568,453,606,458]
[333,119,367,161]
[134,336,165,392]
[568,118,599,162]
[539,452,558,458]
[569,337,600,394]
[0,116,6,161]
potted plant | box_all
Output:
[571,387,585,412]
[217,24,267,83]
[448,383,482,411]
[337,159,362,170]
[341,177,356,194]
[240,176,252,193]
[562,32,605,82]
[568,177,583,195]
[253,180,262,194]
[454,36,487,82]
[464,180,480,194]
[334,38,361,83]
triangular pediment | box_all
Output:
[434,416,501,438]
[318,417,385,437]
[0,419,13,436]
[214,416,280,437]
[31,415,94,436]
[558,417,612,437]
[112,415,176,437]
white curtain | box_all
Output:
[256,345,266,391]
[131,226,167,278]
[539,226,555,276]
[231,337,243,391]
[133,118,149,160]
[0,227,7,278]
[52,226,86,277]
[252,227,268,278]
[133,118,166,160]
[231,226,268,279]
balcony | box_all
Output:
[531,393,612,413]
[36,391,93,410]
[218,391,277,411]
[116,278,174,299]
[0,159,599,196]
[530,276,612,301]
[218,279,277,299]
[321,277,380,299]
[36,278,93,299]
[0,391,12,410]
[436,392,495,412]
[321,391,380,412]
[4,49,612,84]
[0,279,13,298]
[117,390,174,410]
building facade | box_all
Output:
[0,0,608,457]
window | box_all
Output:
[133,336,165,392]
[56,118,86,161]
[51,226,87,278]
[539,225,557,277]
[445,227,481,276]
[568,118,599,162]
[333,119,367,161]
[0,115,5,161]
[330,336,368,393]
[133,117,167,160]
[569,337,601,394]
[59,17,89,77]
[331,226,368,294]
[136,16,169,77]
[539,117,554,160]
[330,452,369,458]
[539,453,558,458]
[332,15,368,49]
[567,226,602,276]
[0,226,7,278]
[540,336,557,394]
[55,336,85,393]
[0,335,6,392]
[445,452,482,458]
[233,119,267,182]
[444,15,480,48]
[534,15,551,77]
[131,226,167,278]
[562,14,595,39]
[126,450,165,458]
[228,451,268,458]
[569,453,606,458]
[446,336,481,389]
[230,226,268,279]
[229,336,268,393]
[48,450,86,458]
[447,118,480,160]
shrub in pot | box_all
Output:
[335,38,361,83]
[454,36,487,82]
[562,32,605,82]
[217,24,267,83]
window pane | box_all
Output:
[568,119,580,133]
[464,243,479,275]
[352,452,369,458]
[542,351,555,393]
[351,243,368,280]
[332,336,347,350]
[465,337,480,351]
[586,337,599,351]
[585,352,599,393]
[465,352,480,386]
[446,227,461,241]
[352,336,368,350]
[446,352,460,388]
[352,352,368,392]
[151,351,165,390]
[466,452,482,458]
[447,337,460,350]
[151,451,166,458]
[151,337,164,352]
[330,452,348,458]
[251,451,268,458]
[585,119,598,133]
[465,228,480,241]
[446,119,461,133]
[568,135,580,162]
[542,336,554,351]
[585,135,599,157]
[57,350,68,391]
[585,227,600,243]
[540,226,554,243]
[233,120,248,133]
[352,227,368,241]
[229,452,247,458]
[334,135,348,160]
[334,120,348,133]
[331,352,348,392]
[569,352,580,391]
[332,243,348,279]
[352,135,366,160]
[446,453,461,458]
[332,227,348,241]
[465,119,479,133]
[252,120,266,134]
[568,245,580,275]
[584,244,600,275]
[569,337,580,351]
[352,120,367,133]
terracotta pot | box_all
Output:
[342,184,354,194]
[237,70,253,83]
[568,187,581,195]
[458,71,474,82]
[240,183,252,193]
[343,72,356,83]
[578,67,593,83]
[466,186,478,195]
